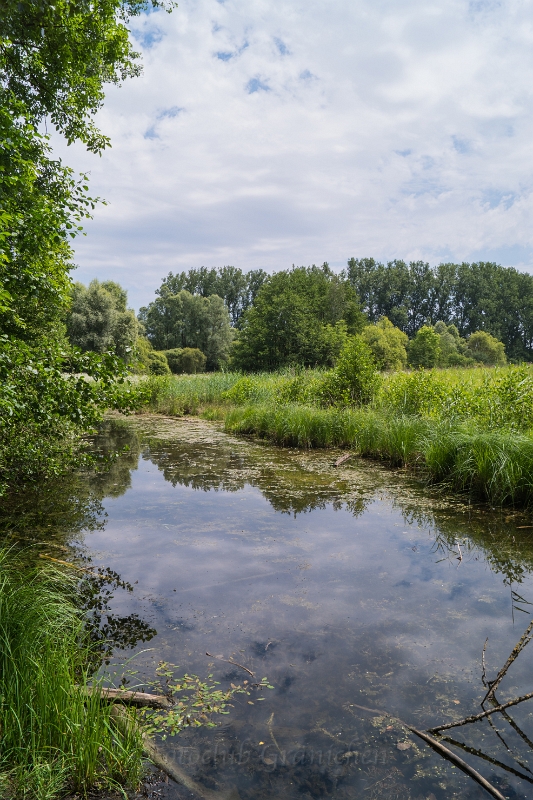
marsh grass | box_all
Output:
[135,364,533,508]
[225,405,533,507]
[0,551,144,800]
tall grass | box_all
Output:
[0,551,143,800]
[132,364,533,509]
[225,405,533,507]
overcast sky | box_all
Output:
[54,0,533,311]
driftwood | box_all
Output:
[82,686,172,710]
[110,705,241,800]
[206,652,254,677]
[334,453,352,467]
[349,704,506,800]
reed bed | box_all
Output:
[133,364,533,508]
[225,405,533,507]
[0,551,143,800]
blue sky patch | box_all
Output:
[131,27,164,49]
[246,77,271,94]
[274,37,290,55]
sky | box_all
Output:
[54,0,533,311]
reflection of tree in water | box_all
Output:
[140,434,372,517]
[392,494,533,588]
[0,417,153,663]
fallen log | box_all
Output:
[81,686,172,710]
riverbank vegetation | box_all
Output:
[0,552,144,799]
[136,360,533,509]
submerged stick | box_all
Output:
[482,620,533,705]
[349,704,506,800]
[110,705,241,800]
[429,691,533,734]
[206,652,254,677]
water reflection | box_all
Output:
[3,415,533,799]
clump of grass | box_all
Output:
[139,372,243,415]
[0,551,143,800]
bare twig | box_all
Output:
[267,712,283,755]
[206,652,254,677]
[111,706,241,800]
[428,690,533,733]
[440,735,533,785]
[456,541,463,563]
[481,638,488,688]
[39,553,95,573]
[482,619,533,705]
[348,704,506,800]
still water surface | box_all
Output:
[5,416,533,800]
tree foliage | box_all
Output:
[407,325,442,369]
[231,265,365,371]
[361,317,408,371]
[0,0,173,490]
[348,257,533,361]
[159,266,268,327]
[164,347,206,374]
[0,0,175,152]
[139,290,232,370]
[66,279,139,360]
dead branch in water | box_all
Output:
[482,620,533,706]
[348,703,506,800]
[206,652,254,676]
[82,686,172,709]
[110,705,241,800]
[334,453,352,467]
[428,691,533,733]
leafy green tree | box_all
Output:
[164,348,206,374]
[159,266,268,327]
[66,280,139,359]
[407,326,441,368]
[231,265,365,371]
[0,0,174,490]
[361,317,408,371]
[466,331,506,366]
[0,0,175,153]
[139,290,232,370]
[347,257,533,361]
[146,351,171,375]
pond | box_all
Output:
[3,415,533,800]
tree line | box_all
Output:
[66,261,516,373]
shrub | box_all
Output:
[318,336,380,406]
[407,325,441,368]
[146,351,170,375]
[164,348,206,375]
[466,331,506,366]
[361,317,408,371]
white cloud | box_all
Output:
[54,0,533,310]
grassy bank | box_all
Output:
[0,551,143,800]
[132,365,533,509]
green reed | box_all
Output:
[0,551,143,800]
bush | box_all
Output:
[407,325,441,368]
[361,317,408,371]
[146,351,170,375]
[318,336,380,406]
[164,347,206,374]
[466,331,506,366]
